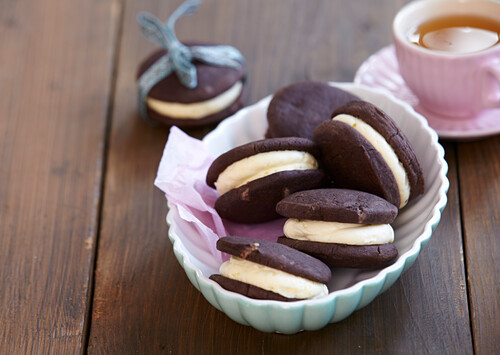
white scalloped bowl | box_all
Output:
[166,82,449,333]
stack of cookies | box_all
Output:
[206,81,425,301]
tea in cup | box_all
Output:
[393,0,500,118]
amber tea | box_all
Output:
[408,14,500,54]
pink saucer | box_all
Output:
[354,45,500,140]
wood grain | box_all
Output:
[0,0,119,353]
[88,0,473,353]
[458,136,500,355]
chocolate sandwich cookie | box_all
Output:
[276,189,399,268]
[313,100,424,208]
[206,137,328,223]
[137,46,247,128]
[266,81,359,139]
[136,3,247,128]
[209,236,331,301]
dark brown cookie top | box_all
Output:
[332,100,425,201]
[206,137,320,188]
[277,237,398,268]
[266,81,359,139]
[216,236,331,284]
[215,169,328,224]
[137,45,246,103]
[313,120,401,207]
[276,188,398,224]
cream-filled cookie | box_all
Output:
[206,137,328,223]
[313,100,424,208]
[210,236,331,301]
[277,189,399,268]
[137,45,247,128]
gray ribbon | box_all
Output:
[137,0,245,122]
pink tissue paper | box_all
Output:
[154,126,285,263]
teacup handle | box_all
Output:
[482,59,500,109]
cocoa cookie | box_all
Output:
[209,236,331,301]
[214,170,327,223]
[313,100,424,208]
[277,238,398,269]
[137,45,247,128]
[206,137,328,223]
[266,81,359,139]
[276,189,399,268]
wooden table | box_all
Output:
[1,0,498,353]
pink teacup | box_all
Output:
[393,0,500,118]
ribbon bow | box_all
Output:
[136,0,245,122]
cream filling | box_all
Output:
[284,218,394,245]
[220,256,329,299]
[215,150,318,195]
[334,114,410,208]
[147,81,243,119]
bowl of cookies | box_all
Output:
[156,81,448,333]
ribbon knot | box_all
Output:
[136,0,245,123]
[169,42,195,88]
